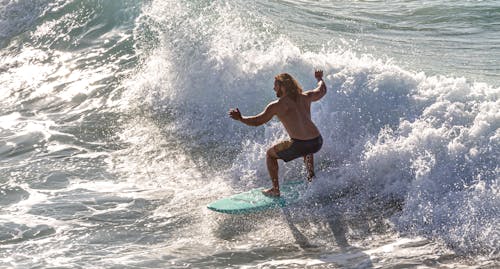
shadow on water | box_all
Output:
[282,206,375,268]
[199,196,392,268]
[211,214,261,241]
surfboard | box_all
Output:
[207,180,305,214]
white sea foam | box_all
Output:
[1,0,498,267]
[124,0,500,258]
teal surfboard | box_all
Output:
[207,180,305,214]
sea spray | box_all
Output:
[128,0,500,257]
[1,0,498,267]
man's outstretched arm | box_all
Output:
[229,102,278,126]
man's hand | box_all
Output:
[315,69,326,92]
[228,108,242,121]
[314,69,323,81]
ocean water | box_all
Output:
[0,0,498,268]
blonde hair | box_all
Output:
[275,73,302,101]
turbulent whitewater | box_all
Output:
[0,0,498,268]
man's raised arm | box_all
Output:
[306,70,327,102]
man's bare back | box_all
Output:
[229,70,327,196]
[274,92,321,140]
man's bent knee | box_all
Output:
[267,147,279,159]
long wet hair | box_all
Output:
[275,73,303,101]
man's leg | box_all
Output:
[304,154,315,181]
[263,146,280,196]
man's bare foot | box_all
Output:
[262,188,280,197]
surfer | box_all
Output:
[229,70,327,196]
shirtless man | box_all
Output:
[229,70,327,196]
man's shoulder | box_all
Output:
[268,98,287,112]
[276,97,293,106]
[263,100,282,114]
[268,99,281,108]
[302,90,314,97]
[302,91,317,102]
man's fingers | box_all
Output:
[228,108,241,119]
[314,69,324,80]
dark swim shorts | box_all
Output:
[275,135,323,162]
